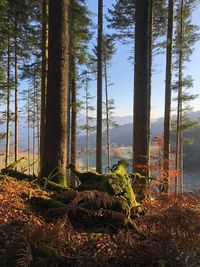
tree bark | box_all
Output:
[175,0,184,195]
[104,55,110,171]
[5,34,10,167]
[14,17,18,166]
[133,0,152,179]
[27,87,31,175]
[40,0,48,174]
[33,75,36,175]
[163,0,174,192]
[41,0,69,186]
[85,75,89,171]
[70,56,77,166]
[96,0,103,174]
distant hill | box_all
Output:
[77,119,164,147]
[0,110,199,151]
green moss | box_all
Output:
[30,196,66,210]
[42,179,69,192]
[33,242,58,258]
[40,165,68,187]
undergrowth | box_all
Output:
[1,175,200,266]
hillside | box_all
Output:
[1,174,200,266]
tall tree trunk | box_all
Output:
[5,34,10,167]
[41,0,69,186]
[179,105,183,193]
[27,88,31,175]
[163,0,174,192]
[14,17,18,166]
[133,0,152,180]
[36,83,40,173]
[67,0,73,177]
[40,0,48,174]
[70,56,76,166]
[96,0,103,173]
[147,0,153,181]
[175,0,184,195]
[33,76,36,175]
[85,75,89,171]
[104,55,110,171]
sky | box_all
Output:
[85,0,200,119]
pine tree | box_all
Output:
[69,0,92,167]
[41,0,70,186]
[96,0,103,174]
[173,0,199,193]
[40,0,48,173]
[133,0,152,179]
[163,0,174,192]
[79,71,96,171]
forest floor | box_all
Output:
[1,175,200,267]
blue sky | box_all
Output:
[85,0,200,119]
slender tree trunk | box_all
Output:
[104,55,110,171]
[40,0,48,174]
[14,17,18,165]
[86,75,89,171]
[67,0,73,177]
[36,83,40,173]
[163,0,174,192]
[33,76,36,175]
[70,56,77,166]
[133,0,152,180]
[179,105,184,193]
[67,76,71,175]
[27,88,30,175]
[175,0,184,195]
[5,34,10,167]
[147,0,153,180]
[96,0,103,173]
[41,0,69,186]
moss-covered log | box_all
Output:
[68,160,140,209]
[30,196,66,210]
[40,178,70,192]
[1,168,34,181]
[5,157,27,170]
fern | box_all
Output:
[15,237,33,267]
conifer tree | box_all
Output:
[69,0,92,167]
[173,0,199,193]
[133,0,152,178]
[163,0,174,192]
[41,0,70,186]
[96,0,103,173]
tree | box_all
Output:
[40,0,48,173]
[79,71,96,171]
[133,0,152,179]
[96,0,103,173]
[69,0,92,167]
[107,0,166,177]
[41,0,70,186]
[102,35,116,171]
[91,34,117,171]
[173,0,199,193]
[163,0,174,192]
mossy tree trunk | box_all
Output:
[41,0,70,186]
